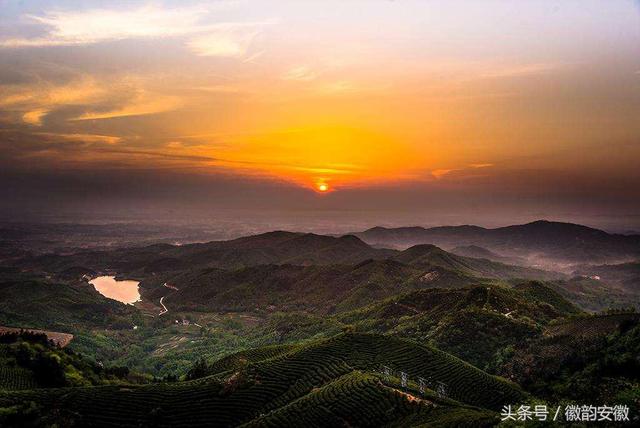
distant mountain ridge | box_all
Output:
[22,231,395,277]
[355,220,640,268]
[20,230,559,283]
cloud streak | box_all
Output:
[0,4,267,59]
[1,74,183,125]
[71,92,183,121]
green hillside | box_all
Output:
[198,332,526,410]
[336,284,581,368]
[0,332,140,392]
[139,259,484,314]
[241,371,497,428]
[535,276,640,312]
[135,243,561,316]
[0,333,523,427]
[197,342,300,378]
[0,366,37,391]
[496,312,640,403]
[18,232,562,290]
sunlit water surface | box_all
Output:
[89,275,140,304]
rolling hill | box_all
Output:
[139,259,487,314]
[355,220,640,268]
[0,333,522,427]
[15,229,563,287]
[3,220,638,427]
[135,243,561,315]
[391,244,562,281]
[336,283,581,368]
[20,232,396,279]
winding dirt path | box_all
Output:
[158,296,169,316]
[158,283,179,316]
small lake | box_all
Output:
[89,276,141,305]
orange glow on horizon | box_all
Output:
[3,1,637,195]
[200,125,435,190]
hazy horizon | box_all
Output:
[1,206,639,237]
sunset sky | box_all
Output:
[1,1,639,228]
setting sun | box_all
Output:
[317,183,329,193]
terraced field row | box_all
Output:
[545,313,639,339]
[2,381,247,428]
[0,362,354,427]
[242,372,429,427]
[294,333,526,410]
[206,343,300,376]
[0,366,37,391]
